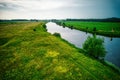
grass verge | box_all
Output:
[58,21,120,37]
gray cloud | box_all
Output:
[0,0,120,19]
[0,2,23,11]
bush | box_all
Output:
[83,35,106,59]
[43,24,46,28]
[43,24,47,31]
[53,32,61,37]
[93,27,96,32]
[33,29,36,31]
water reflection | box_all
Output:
[110,37,113,41]
[46,22,120,68]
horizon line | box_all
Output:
[0,17,120,20]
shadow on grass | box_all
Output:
[0,38,11,46]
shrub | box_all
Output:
[43,24,46,28]
[33,29,36,31]
[93,27,96,32]
[83,35,106,60]
[42,24,47,31]
[53,32,61,37]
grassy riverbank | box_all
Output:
[0,22,120,80]
[59,21,120,37]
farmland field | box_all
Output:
[60,21,120,37]
[0,22,120,80]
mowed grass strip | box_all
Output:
[62,21,120,37]
[0,22,120,80]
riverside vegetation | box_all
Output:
[83,35,106,60]
[57,21,120,37]
[0,22,120,80]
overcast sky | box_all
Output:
[0,0,120,19]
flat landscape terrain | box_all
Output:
[61,21,120,37]
[0,22,120,80]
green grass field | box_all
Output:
[0,22,120,80]
[61,21,120,37]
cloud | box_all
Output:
[0,1,23,11]
[0,0,59,11]
[0,0,120,19]
[0,0,82,11]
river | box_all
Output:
[46,22,120,68]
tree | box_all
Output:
[83,35,106,60]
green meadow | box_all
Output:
[61,21,120,37]
[0,22,120,80]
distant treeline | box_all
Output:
[66,17,120,22]
[0,19,49,22]
[0,17,120,22]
